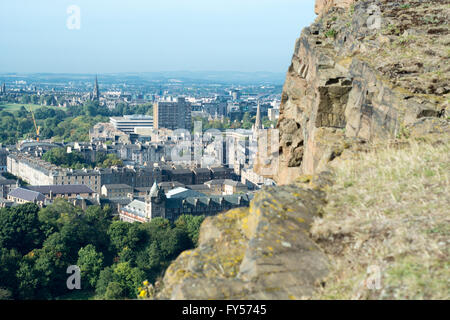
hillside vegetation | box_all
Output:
[312,136,449,299]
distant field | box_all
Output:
[0,103,66,112]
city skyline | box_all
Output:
[0,0,316,74]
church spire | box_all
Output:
[93,75,100,101]
[255,100,262,131]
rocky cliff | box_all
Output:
[155,0,449,300]
[266,0,449,184]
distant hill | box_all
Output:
[0,71,286,85]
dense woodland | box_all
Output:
[0,200,204,300]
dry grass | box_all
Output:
[311,138,449,299]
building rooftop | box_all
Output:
[170,169,193,175]
[8,187,46,202]
[186,184,210,191]
[166,187,206,199]
[110,115,154,121]
[158,181,185,188]
[210,166,229,172]
[25,185,95,195]
[102,184,133,190]
[122,199,147,218]
[0,179,17,186]
[193,168,211,173]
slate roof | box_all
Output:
[223,180,246,187]
[121,193,253,216]
[134,187,152,193]
[192,168,211,173]
[8,187,46,202]
[204,179,246,187]
[122,200,147,218]
[166,187,206,199]
[210,166,229,172]
[170,169,193,175]
[102,184,133,190]
[25,185,95,195]
[204,179,226,185]
[166,194,253,209]
[158,181,185,188]
[0,179,16,186]
[186,184,210,191]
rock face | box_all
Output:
[265,0,449,184]
[157,174,332,300]
[315,0,355,16]
[157,0,449,299]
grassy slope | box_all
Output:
[311,138,449,299]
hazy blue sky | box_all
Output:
[0,0,316,73]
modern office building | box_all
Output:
[110,115,154,134]
[154,97,192,131]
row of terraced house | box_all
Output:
[6,153,235,195]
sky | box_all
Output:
[0,0,316,74]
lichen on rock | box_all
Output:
[157,179,332,300]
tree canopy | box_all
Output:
[0,200,202,300]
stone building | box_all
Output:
[168,168,194,185]
[0,179,18,199]
[120,182,252,223]
[0,148,8,172]
[25,185,98,204]
[192,167,212,184]
[101,184,134,199]
[7,153,163,194]
[204,179,248,195]
[7,187,46,207]
[210,166,233,180]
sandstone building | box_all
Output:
[120,182,251,223]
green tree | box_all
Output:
[104,282,124,299]
[38,198,82,237]
[96,262,145,299]
[242,112,253,129]
[175,215,205,246]
[0,248,21,296]
[16,257,42,300]
[30,95,39,104]
[42,147,85,168]
[0,203,44,255]
[135,242,164,282]
[20,95,31,104]
[158,227,191,260]
[95,266,115,298]
[112,262,146,298]
[77,245,104,289]
[100,154,124,168]
[107,221,146,254]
